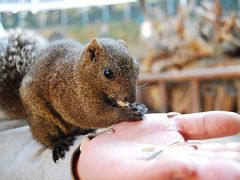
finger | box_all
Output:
[195,142,240,152]
[166,142,240,162]
[174,111,240,140]
[187,149,240,162]
[192,157,240,180]
[158,147,240,180]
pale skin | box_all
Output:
[78,111,240,180]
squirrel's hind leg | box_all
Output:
[20,84,80,161]
[52,133,76,162]
[27,113,78,162]
[52,129,94,162]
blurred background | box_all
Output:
[0,0,240,114]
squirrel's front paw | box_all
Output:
[129,102,148,114]
[124,102,148,121]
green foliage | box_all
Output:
[57,21,140,45]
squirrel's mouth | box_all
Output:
[103,94,129,108]
[103,94,118,107]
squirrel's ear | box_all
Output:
[86,38,102,62]
[117,39,128,48]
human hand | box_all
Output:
[78,111,240,180]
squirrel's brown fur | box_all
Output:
[0,29,147,162]
[18,37,147,162]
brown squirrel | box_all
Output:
[0,29,147,162]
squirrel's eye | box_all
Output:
[103,68,114,80]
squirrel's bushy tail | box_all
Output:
[0,29,47,118]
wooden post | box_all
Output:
[191,80,201,112]
[235,81,240,113]
[159,82,168,112]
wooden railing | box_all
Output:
[138,65,240,112]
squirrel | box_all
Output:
[0,29,148,162]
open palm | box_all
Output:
[79,111,240,180]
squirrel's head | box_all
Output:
[78,38,139,103]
